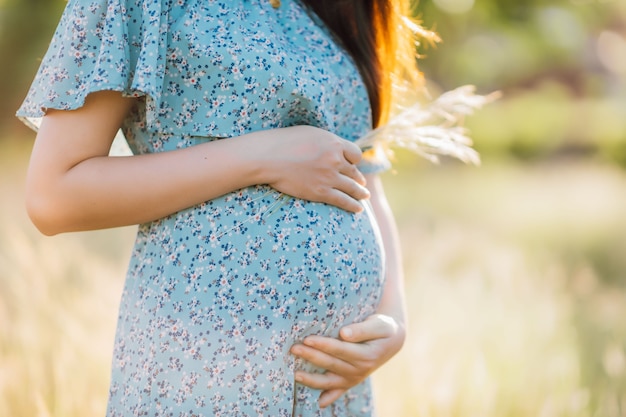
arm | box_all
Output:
[290,174,407,407]
[26,91,369,235]
[365,174,407,332]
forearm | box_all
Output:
[25,91,272,234]
[30,136,265,234]
[365,174,407,329]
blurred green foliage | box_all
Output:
[0,0,66,132]
[414,0,626,164]
[418,0,624,91]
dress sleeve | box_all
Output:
[16,0,167,130]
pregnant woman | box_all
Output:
[18,0,421,415]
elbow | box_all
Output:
[25,190,68,236]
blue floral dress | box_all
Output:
[18,0,389,415]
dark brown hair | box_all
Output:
[302,0,434,127]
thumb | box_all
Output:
[339,314,398,343]
[338,324,358,342]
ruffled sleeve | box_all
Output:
[17,0,387,165]
[16,0,167,130]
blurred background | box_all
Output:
[1,0,625,416]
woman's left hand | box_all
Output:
[289,313,406,408]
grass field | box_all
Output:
[1,137,625,416]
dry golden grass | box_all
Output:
[0,139,132,417]
[1,139,625,416]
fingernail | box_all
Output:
[295,373,303,382]
[341,328,353,339]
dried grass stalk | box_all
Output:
[357,85,500,165]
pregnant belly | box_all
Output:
[126,185,385,339]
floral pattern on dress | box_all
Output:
[18,0,388,415]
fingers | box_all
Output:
[289,315,405,408]
[324,189,365,214]
[291,340,360,373]
[294,368,348,408]
[339,161,367,187]
[334,172,369,199]
[295,369,347,390]
[291,339,373,407]
[321,151,368,213]
[292,335,371,368]
[342,140,363,166]
[327,163,370,213]
[319,388,347,408]
[295,370,348,408]
[314,160,369,213]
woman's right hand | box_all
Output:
[256,125,370,213]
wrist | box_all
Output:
[231,130,276,186]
